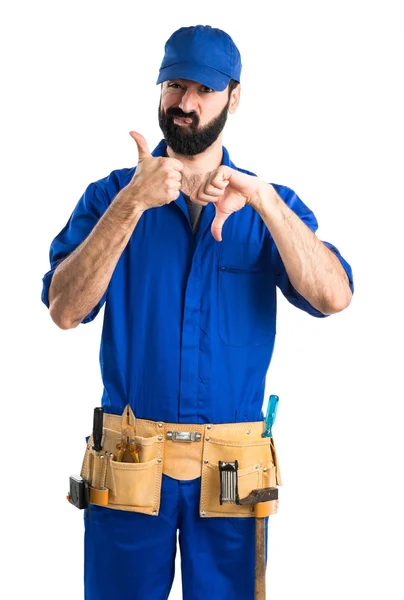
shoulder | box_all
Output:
[90,166,137,203]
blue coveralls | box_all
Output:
[42,140,354,599]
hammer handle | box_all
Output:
[255,516,266,600]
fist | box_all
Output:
[126,131,184,210]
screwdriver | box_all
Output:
[262,394,279,438]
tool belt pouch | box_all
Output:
[80,427,163,516]
[200,423,282,518]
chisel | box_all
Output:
[92,407,104,453]
[90,406,109,506]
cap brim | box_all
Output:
[156,62,231,92]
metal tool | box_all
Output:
[239,487,279,600]
[262,394,279,438]
[218,460,239,505]
[116,404,140,463]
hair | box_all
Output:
[228,79,240,96]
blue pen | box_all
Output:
[262,394,279,437]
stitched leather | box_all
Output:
[80,416,282,517]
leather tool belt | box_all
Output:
[80,415,282,517]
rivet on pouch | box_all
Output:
[158,436,163,441]
[157,457,162,463]
[206,436,210,441]
[204,460,208,464]
[246,430,251,435]
[158,423,163,428]
[207,424,212,430]
[201,511,207,516]
[152,510,157,515]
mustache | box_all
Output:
[165,107,198,123]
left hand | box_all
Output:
[190,166,270,241]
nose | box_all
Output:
[178,89,198,114]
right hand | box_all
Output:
[126,131,184,210]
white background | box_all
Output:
[1,1,403,598]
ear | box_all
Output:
[228,84,241,114]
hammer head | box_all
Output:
[238,487,278,506]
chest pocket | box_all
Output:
[217,242,276,347]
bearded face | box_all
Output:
[158,96,230,156]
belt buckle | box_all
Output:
[166,431,202,442]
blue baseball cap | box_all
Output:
[157,25,242,92]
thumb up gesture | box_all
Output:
[126,131,184,211]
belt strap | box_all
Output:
[102,415,268,481]
[103,414,265,437]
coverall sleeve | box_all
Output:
[41,182,110,324]
[269,183,354,318]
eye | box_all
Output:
[201,85,214,93]
[167,82,182,89]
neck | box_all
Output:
[166,135,223,178]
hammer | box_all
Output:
[239,487,279,600]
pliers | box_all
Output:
[116,404,140,462]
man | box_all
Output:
[42,25,353,600]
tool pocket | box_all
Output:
[105,435,163,515]
[200,432,278,517]
[80,437,93,482]
[270,436,282,486]
[80,432,164,515]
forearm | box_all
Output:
[49,189,145,329]
[254,184,352,315]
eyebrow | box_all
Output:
[166,79,214,89]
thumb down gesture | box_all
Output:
[190,166,270,242]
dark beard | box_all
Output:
[158,99,230,156]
